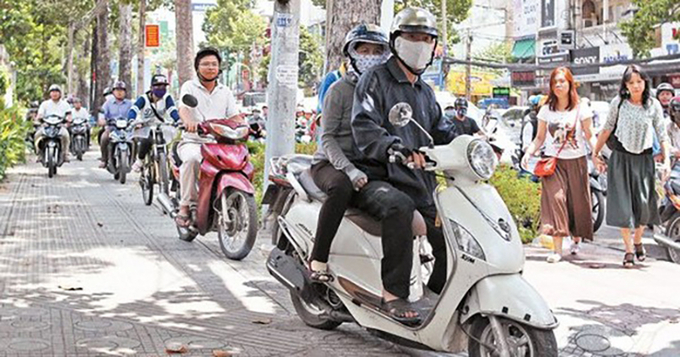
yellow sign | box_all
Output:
[446,70,497,96]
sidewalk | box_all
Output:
[0,153,678,356]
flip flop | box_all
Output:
[380,298,421,326]
[175,214,192,228]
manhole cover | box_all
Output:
[576,333,611,352]
[570,325,634,356]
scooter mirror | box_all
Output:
[182,94,199,108]
[388,103,413,128]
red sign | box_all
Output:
[145,25,160,47]
[669,74,680,88]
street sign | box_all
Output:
[559,30,575,50]
[145,25,160,48]
[511,71,536,87]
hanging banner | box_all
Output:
[145,25,160,48]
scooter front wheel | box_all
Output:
[591,189,605,232]
[217,189,257,261]
[468,316,557,357]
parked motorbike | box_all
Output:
[70,117,89,161]
[157,94,258,261]
[138,121,176,206]
[588,158,606,232]
[264,115,558,356]
[106,118,134,184]
[36,114,66,178]
[654,163,680,264]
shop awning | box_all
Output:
[512,39,535,60]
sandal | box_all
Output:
[174,214,192,228]
[381,298,421,326]
[623,252,635,268]
[634,243,646,262]
[308,261,333,283]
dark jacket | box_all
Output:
[351,57,455,207]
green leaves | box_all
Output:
[0,106,29,181]
[620,0,680,58]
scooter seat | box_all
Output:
[298,168,382,237]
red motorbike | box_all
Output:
[157,94,258,261]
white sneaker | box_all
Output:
[132,159,143,173]
[546,253,562,263]
[570,242,580,255]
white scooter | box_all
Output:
[264,114,558,356]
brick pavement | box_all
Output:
[0,152,443,357]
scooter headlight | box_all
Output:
[467,139,497,180]
[449,219,486,260]
[211,123,249,140]
[115,119,129,129]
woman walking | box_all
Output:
[592,65,670,267]
[522,67,596,263]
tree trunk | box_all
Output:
[67,23,76,95]
[118,2,133,97]
[94,0,110,113]
[175,0,194,86]
[323,0,381,73]
[90,21,98,112]
[137,0,146,96]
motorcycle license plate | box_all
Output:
[116,119,128,129]
[261,184,280,205]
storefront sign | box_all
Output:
[571,47,600,75]
[538,53,570,64]
[511,71,536,87]
[492,87,511,98]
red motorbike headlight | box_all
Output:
[210,123,249,140]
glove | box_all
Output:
[388,142,413,157]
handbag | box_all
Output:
[605,97,625,150]
[534,105,581,177]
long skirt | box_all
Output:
[540,156,593,240]
[606,149,659,228]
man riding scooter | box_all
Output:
[35,85,72,163]
[99,81,132,168]
[175,48,243,228]
[351,7,457,324]
[128,74,180,172]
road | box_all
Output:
[0,151,678,356]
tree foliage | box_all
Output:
[395,0,472,48]
[299,27,324,88]
[203,0,267,56]
[620,0,680,58]
[0,0,93,102]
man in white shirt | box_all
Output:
[70,97,90,144]
[35,85,72,162]
[175,48,242,227]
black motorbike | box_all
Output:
[655,164,680,264]
[36,115,65,178]
[106,118,133,184]
[70,117,89,161]
[588,158,606,232]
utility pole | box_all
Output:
[440,0,447,91]
[465,29,472,100]
[264,0,300,190]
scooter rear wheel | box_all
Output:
[468,316,557,357]
[290,291,342,331]
[218,189,258,261]
[591,189,605,232]
[664,213,680,264]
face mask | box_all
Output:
[152,88,167,98]
[394,37,434,71]
[457,108,467,117]
[444,109,455,118]
[352,53,390,74]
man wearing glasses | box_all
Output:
[175,48,242,227]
